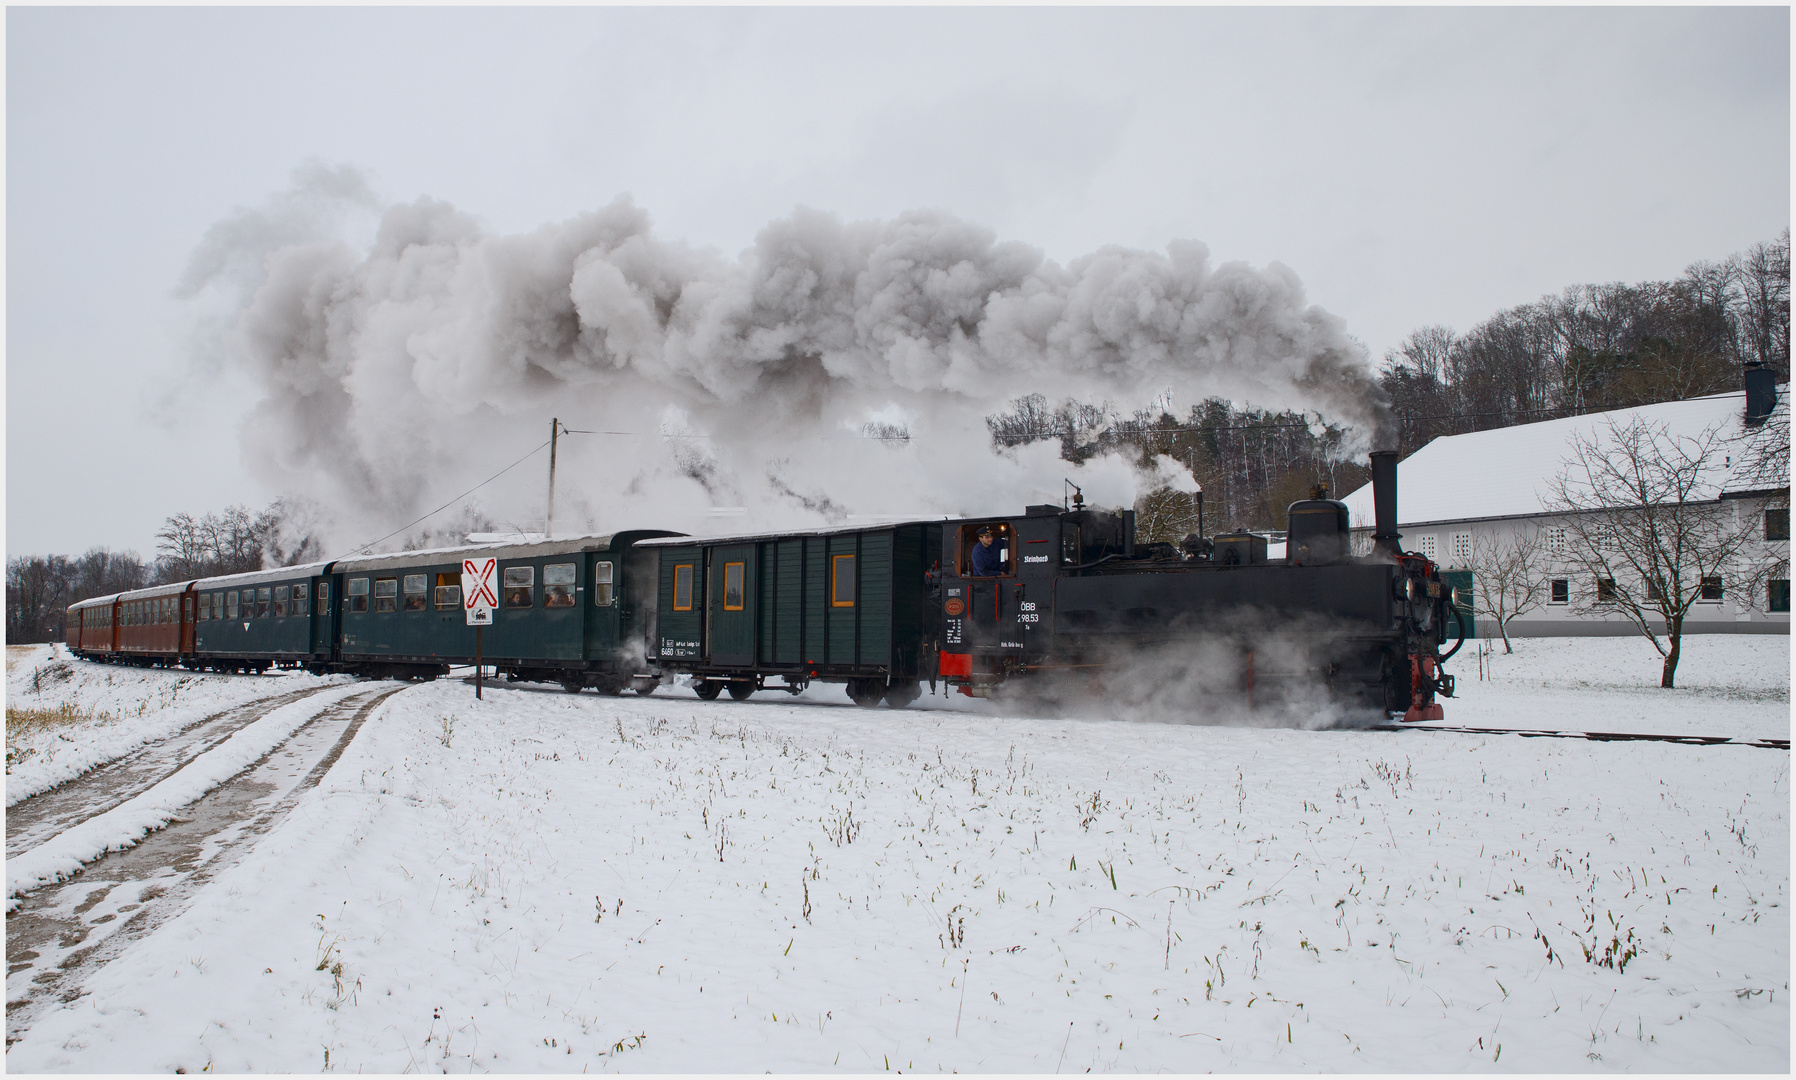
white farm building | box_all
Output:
[1340,387,1789,638]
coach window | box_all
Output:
[294,583,308,609]
[831,554,856,607]
[503,566,535,608]
[374,578,399,612]
[216,593,227,619]
[274,585,290,617]
[723,562,745,611]
[403,574,428,612]
[593,561,614,607]
[672,564,694,611]
[199,594,210,621]
[348,577,369,613]
[257,587,272,618]
[317,581,329,614]
[226,592,240,619]
[435,573,461,609]
[544,563,577,607]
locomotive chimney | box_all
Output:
[1370,450,1401,558]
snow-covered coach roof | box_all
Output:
[327,530,682,574]
[635,518,944,549]
[191,562,331,592]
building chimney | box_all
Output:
[1744,359,1778,427]
[1370,450,1402,558]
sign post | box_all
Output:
[462,557,497,700]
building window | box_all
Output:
[1544,526,1567,556]
[1596,577,1617,602]
[1451,533,1472,565]
[373,578,399,612]
[723,562,745,611]
[348,577,369,613]
[673,564,694,611]
[544,563,577,607]
[593,561,614,607]
[403,574,428,611]
[1768,508,1790,541]
[1417,534,1437,560]
[503,566,535,608]
[1699,575,1724,602]
[1550,579,1569,605]
[1770,579,1791,613]
[274,585,290,617]
[1644,579,1663,603]
[832,554,856,607]
[435,573,461,609]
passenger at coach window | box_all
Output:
[970,526,1005,577]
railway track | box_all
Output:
[1372,723,1789,751]
[5,683,404,1048]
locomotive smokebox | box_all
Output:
[1369,450,1402,558]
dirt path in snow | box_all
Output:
[5,684,334,859]
[4,684,404,1050]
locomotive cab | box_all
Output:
[1285,492,1352,566]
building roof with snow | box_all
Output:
[1341,388,1788,529]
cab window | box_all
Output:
[593,561,614,607]
[503,566,535,608]
[544,563,576,608]
[958,523,1013,576]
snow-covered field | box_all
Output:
[6,636,1789,1072]
[5,644,351,804]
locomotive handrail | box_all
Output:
[1440,603,1466,663]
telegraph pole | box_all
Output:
[546,417,560,538]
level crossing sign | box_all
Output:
[462,558,496,626]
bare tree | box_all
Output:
[1549,416,1774,688]
[154,512,208,581]
[1466,530,1549,653]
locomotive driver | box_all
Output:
[970,526,1004,576]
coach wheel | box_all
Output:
[726,680,756,701]
[694,680,723,701]
[562,676,586,694]
[847,679,883,708]
[633,677,659,696]
[884,681,921,709]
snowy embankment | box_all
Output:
[5,683,371,905]
[7,636,1788,1072]
[5,644,350,804]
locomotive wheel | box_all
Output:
[726,680,755,701]
[694,680,723,701]
[847,679,883,708]
[884,681,921,709]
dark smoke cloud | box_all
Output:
[183,166,1391,550]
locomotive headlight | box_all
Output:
[1406,578,1422,603]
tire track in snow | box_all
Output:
[5,684,336,858]
[5,684,405,1048]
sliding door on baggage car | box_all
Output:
[707,544,756,667]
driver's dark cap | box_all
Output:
[977,525,994,537]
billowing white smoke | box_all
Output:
[185,166,1389,553]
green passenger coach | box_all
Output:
[640,522,943,706]
[329,530,679,690]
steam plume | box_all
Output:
[185,167,1392,550]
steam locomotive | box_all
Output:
[66,452,1458,721]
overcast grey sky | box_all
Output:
[7,6,1789,560]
